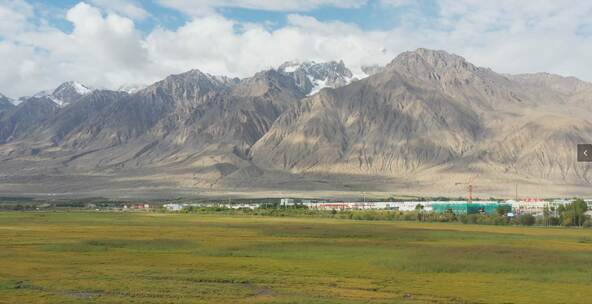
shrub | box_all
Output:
[549,217,561,226]
[493,216,509,225]
[466,214,479,224]
[518,214,536,226]
[458,215,468,224]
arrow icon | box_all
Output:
[578,144,592,162]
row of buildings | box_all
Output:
[163,202,261,211]
[285,199,502,214]
[283,198,592,216]
[163,198,592,216]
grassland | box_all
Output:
[1,212,592,303]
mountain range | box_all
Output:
[1,49,591,199]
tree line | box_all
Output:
[176,198,590,228]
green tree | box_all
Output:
[573,199,588,227]
[415,204,424,221]
[543,206,551,227]
[496,205,511,216]
[518,214,536,226]
[443,208,457,222]
[559,199,588,227]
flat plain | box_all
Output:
[1,212,592,303]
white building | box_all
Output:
[509,199,573,216]
[163,203,184,211]
[221,203,260,210]
[304,201,476,212]
[585,199,592,209]
[280,198,295,207]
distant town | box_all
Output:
[3,196,591,227]
[160,198,592,218]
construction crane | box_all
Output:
[455,175,479,203]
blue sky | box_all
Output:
[42,0,437,33]
[1,0,592,97]
[187,1,437,32]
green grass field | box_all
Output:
[1,212,592,303]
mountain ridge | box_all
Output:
[1,49,591,198]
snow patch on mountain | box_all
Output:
[32,90,51,98]
[30,81,93,107]
[277,60,356,95]
[50,96,68,107]
[0,92,16,105]
[70,81,92,95]
[278,61,302,73]
[307,75,329,95]
[117,83,147,94]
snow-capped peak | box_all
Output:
[117,83,147,94]
[32,90,52,98]
[69,81,92,95]
[278,61,303,73]
[277,60,356,95]
[0,92,16,107]
[0,92,12,100]
[53,81,92,96]
[28,81,93,107]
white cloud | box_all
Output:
[157,0,368,16]
[145,13,392,79]
[0,0,34,37]
[65,2,148,68]
[1,0,592,98]
[424,0,592,78]
[0,2,153,97]
[90,0,150,20]
[379,0,416,7]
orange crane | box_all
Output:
[455,175,479,203]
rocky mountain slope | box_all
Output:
[1,50,591,198]
[0,96,58,143]
[250,49,592,196]
[0,93,14,113]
